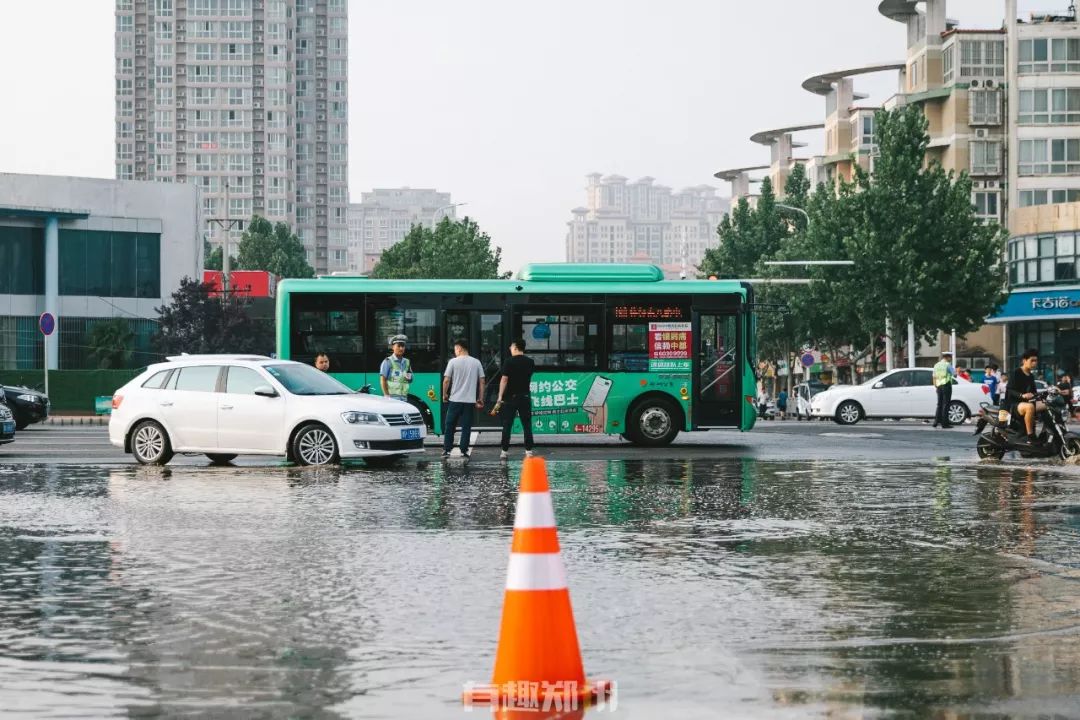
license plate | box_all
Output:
[400,428,421,440]
[2,422,13,434]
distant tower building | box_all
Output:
[114,0,349,274]
[347,188,454,272]
[565,174,729,277]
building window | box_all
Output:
[960,39,1005,77]
[155,0,173,16]
[970,140,1002,176]
[1008,231,1080,286]
[1019,139,1051,175]
[58,230,160,299]
[943,44,955,84]
[1020,38,1050,74]
[969,90,1002,125]
[116,14,133,32]
[973,191,999,221]
[0,227,45,295]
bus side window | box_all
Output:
[370,305,439,372]
[608,322,648,372]
[291,303,365,372]
[514,306,600,370]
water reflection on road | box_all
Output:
[1,459,1079,718]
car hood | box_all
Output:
[3,385,46,399]
[293,393,417,414]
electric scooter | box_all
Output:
[974,386,1080,460]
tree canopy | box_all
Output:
[87,318,134,369]
[234,216,315,278]
[371,217,508,279]
[154,277,274,356]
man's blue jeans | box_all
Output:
[443,401,475,454]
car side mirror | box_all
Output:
[873,381,884,389]
[253,385,278,398]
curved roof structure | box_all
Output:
[802,62,907,95]
[878,0,919,23]
[749,123,825,146]
[713,165,769,181]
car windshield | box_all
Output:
[263,363,353,395]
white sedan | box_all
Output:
[109,355,426,466]
[810,368,991,425]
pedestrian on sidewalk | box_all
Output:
[933,350,957,428]
[442,338,485,460]
[493,338,536,460]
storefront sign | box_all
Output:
[990,288,1080,321]
[648,322,691,371]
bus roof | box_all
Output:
[278,264,747,297]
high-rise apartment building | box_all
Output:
[347,188,455,273]
[565,174,729,278]
[115,0,349,274]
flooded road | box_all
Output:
[1,458,1079,718]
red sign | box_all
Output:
[648,322,692,371]
[202,270,277,298]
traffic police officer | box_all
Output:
[379,335,413,402]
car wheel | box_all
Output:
[206,453,238,465]
[977,436,1005,460]
[131,420,174,465]
[835,401,863,426]
[364,454,405,468]
[947,401,968,426]
[627,398,680,447]
[292,423,339,466]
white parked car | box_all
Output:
[109,355,426,466]
[810,368,991,426]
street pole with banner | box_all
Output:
[39,312,55,398]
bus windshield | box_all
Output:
[264,363,353,396]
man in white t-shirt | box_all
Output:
[442,338,485,460]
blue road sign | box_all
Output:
[801,352,815,368]
[39,312,55,336]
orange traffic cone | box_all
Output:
[464,457,612,712]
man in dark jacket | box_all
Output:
[1007,348,1042,444]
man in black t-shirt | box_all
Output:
[495,338,536,460]
[1006,348,1043,443]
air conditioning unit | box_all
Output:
[986,79,995,88]
[254,101,262,108]
[976,128,988,138]
[971,79,980,87]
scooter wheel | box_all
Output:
[977,436,1005,460]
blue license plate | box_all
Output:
[2,422,13,435]
[400,428,421,440]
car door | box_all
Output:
[162,365,222,449]
[868,370,914,416]
[217,366,286,453]
[907,369,937,417]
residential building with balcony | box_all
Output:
[347,188,454,273]
[565,174,729,278]
[115,0,349,275]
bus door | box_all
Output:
[443,310,505,428]
[693,311,741,427]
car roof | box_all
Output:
[146,356,298,372]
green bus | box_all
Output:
[275,263,757,446]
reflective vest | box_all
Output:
[933,360,952,387]
[385,355,411,397]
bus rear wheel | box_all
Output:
[627,398,681,447]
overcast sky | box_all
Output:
[0,0,1051,271]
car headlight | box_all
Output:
[16,394,38,403]
[341,411,385,425]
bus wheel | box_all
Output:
[627,398,681,447]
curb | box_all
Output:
[42,416,110,427]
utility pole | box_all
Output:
[208,182,244,301]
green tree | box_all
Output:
[372,216,508,279]
[154,277,274,356]
[853,106,1007,345]
[203,239,234,272]
[87,318,134,369]
[234,216,315,279]
[700,177,788,279]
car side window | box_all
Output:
[141,369,171,389]
[880,371,911,388]
[225,366,267,395]
[912,370,934,386]
[173,366,222,392]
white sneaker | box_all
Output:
[525,450,535,458]
[499,450,508,460]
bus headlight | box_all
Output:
[341,411,384,425]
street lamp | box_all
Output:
[431,202,467,227]
[775,203,810,225]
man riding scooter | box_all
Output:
[1006,348,1043,446]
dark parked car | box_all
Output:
[0,398,14,446]
[2,385,50,429]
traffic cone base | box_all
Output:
[463,457,611,709]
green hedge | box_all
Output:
[0,370,141,412]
